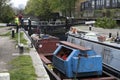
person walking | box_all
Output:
[14,15,20,33]
[18,13,23,27]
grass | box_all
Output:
[0,28,27,45]
[0,30,28,46]
[0,31,11,36]
[0,26,5,28]
[9,55,37,80]
[13,32,30,53]
[1,28,36,79]
[13,32,28,45]
[0,29,30,53]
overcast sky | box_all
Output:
[10,0,29,9]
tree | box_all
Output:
[0,0,15,23]
[1,5,15,23]
[24,0,37,15]
[37,0,52,20]
[49,0,78,17]
[25,0,52,20]
[25,0,78,19]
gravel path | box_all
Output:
[0,27,19,72]
[0,27,50,80]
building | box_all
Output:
[74,0,87,18]
[80,0,120,18]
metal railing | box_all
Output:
[39,21,66,26]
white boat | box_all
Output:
[67,26,120,72]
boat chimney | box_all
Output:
[109,33,112,38]
[117,32,119,37]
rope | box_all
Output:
[74,54,81,80]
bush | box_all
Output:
[95,17,117,29]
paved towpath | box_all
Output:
[0,26,50,80]
[0,27,19,72]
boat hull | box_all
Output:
[67,34,120,72]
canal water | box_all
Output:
[50,33,67,41]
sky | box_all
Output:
[10,0,29,9]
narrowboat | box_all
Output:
[31,33,119,80]
[66,26,120,78]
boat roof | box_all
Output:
[60,41,90,51]
[71,26,98,34]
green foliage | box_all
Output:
[95,17,117,29]
[1,5,15,23]
[49,0,61,12]
[0,31,10,36]
[25,0,52,20]
[13,32,28,45]
[38,0,52,20]
[9,55,36,80]
[0,30,27,45]
[49,0,78,17]
[0,0,15,23]
[25,0,78,18]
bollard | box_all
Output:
[19,44,24,54]
[12,28,15,38]
[117,32,119,37]
[109,33,112,38]
[89,25,92,31]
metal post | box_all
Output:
[117,32,119,37]
[109,33,112,38]
[21,18,24,28]
[19,44,24,54]
[12,28,15,38]
[18,28,20,45]
[89,25,92,31]
[28,18,32,36]
[18,28,24,54]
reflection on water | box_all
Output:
[51,33,67,41]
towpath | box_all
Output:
[0,27,19,72]
[0,26,50,80]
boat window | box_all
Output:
[56,46,72,60]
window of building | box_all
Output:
[118,0,120,2]
[96,0,99,6]
[92,0,95,9]
[85,2,88,8]
[115,0,117,3]
[112,0,117,7]
[100,0,104,7]
[102,0,105,5]
[106,0,110,7]
[112,0,115,3]
[98,0,100,6]
[118,0,120,7]
[82,4,84,10]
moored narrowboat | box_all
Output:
[66,26,120,78]
[31,34,118,80]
